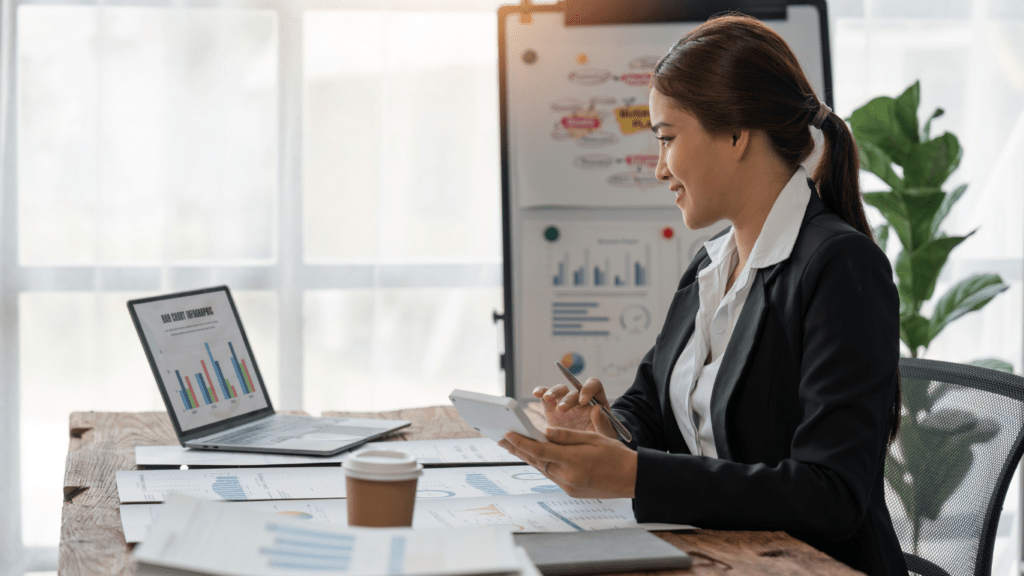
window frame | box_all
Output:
[0,0,504,572]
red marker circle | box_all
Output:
[662,227,674,239]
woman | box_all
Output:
[499,14,907,575]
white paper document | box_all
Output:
[516,219,719,400]
[117,465,554,505]
[121,499,351,544]
[133,494,521,576]
[121,491,692,544]
[116,466,348,503]
[414,493,691,533]
[417,466,564,499]
[135,439,524,468]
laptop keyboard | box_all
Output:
[206,416,311,447]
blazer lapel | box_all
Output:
[710,266,771,460]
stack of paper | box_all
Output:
[134,494,534,576]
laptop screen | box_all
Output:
[128,286,271,436]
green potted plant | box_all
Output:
[848,81,1010,552]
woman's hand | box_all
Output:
[533,378,617,439]
[499,412,637,499]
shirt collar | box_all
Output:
[700,165,812,272]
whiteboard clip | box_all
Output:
[519,0,533,24]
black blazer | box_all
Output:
[612,187,908,576]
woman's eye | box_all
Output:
[656,136,674,146]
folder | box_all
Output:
[514,528,692,575]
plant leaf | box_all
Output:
[857,140,903,191]
[864,189,943,253]
[894,81,920,145]
[885,449,914,520]
[864,192,912,252]
[968,358,1014,373]
[874,224,889,252]
[899,188,945,250]
[929,274,1009,340]
[901,312,932,353]
[904,132,962,188]
[923,108,944,141]
[901,377,932,415]
[930,183,968,237]
[849,96,916,166]
[895,233,973,303]
[909,409,1000,520]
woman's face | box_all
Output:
[649,89,739,230]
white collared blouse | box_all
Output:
[667,166,813,458]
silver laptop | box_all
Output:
[128,286,409,456]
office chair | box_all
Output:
[885,358,1024,576]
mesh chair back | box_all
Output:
[885,358,1024,576]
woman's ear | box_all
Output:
[731,129,751,159]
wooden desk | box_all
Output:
[61,408,864,575]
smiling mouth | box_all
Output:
[672,187,684,197]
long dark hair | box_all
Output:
[652,13,901,445]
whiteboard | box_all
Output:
[498,1,832,399]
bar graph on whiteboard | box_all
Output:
[520,220,689,399]
[550,245,650,287]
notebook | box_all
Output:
[128,286,409,456]
[513,529,692,576]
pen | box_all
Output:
[554,362,633,443]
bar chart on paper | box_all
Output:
[520,220,689,400]
[260,524,355,571]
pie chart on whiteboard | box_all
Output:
[560,352,585,375]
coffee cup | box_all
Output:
[343,449,423,527]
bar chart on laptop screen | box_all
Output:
[133,289,269,431]
[166,340,259,410]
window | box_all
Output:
[2,1,506,572]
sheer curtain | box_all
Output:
[830,0,1024,573]
[1,0,504,573]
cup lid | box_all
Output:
[343,449,423,482]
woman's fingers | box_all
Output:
[557,389,580,412]
[499,428,637,499]
[582,377,609,407]
[541,384,572,403]
[590,404,617,439]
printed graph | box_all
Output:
[260,523,355,571]
[552,302,610,337]
[465,473,510,497]
[211,475,246,500]
[551,245,651,288]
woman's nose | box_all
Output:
[655,150,671,181]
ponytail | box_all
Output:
[812,107,875,241]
